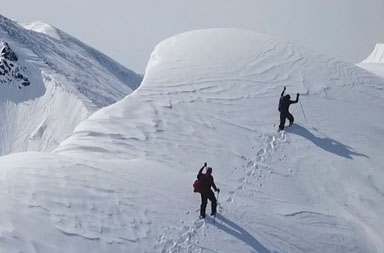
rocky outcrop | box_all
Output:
[1,41,18,61]
[0,41,30,88]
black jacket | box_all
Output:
[197,166,218,193]
[278,89,299,112]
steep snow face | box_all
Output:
[361,43,384,63]
[357,43,384,78]
[21,20,143,99]
[1,29,384,252]
[0,15,142,155]
[16,18,143,107]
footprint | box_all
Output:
[194,220,204,229]
[256,148,265,156]
[246,160,254,168]
[226,197,233,203]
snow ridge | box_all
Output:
[22,20,62,40]
[361,43,384,63]
[0,15,142,155]
[0,15,142,107]
[357,43,384,78]
[0,29,383,252]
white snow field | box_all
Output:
[358,43,384,78]
[1,28,384,252]
[0,15,142,156]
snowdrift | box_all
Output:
[0,29,384,252]
[361,43,384,63]
[0,16,142,155]
[358,43,384,78]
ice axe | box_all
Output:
[214,190,220,224]
[299,96,308,123]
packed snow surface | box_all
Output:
[0,16,142,155]
[1,29,384,252]
[358,43,384,78]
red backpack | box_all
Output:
[193,179,201,193]
[193,173,208,193]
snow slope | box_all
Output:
[0,15,142,155]
[1,29,384,252]
[357,43,384,78]
[22,21,62,41]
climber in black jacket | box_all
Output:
[278,86,299,131]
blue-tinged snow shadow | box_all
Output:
[211,214,271,253]
[287,124,369,160]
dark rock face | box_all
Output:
[1,41,18,61]
[0,41,30,88]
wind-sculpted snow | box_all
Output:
[0,15,142,155]
[361,43,384,64]
[1,29,384,252]
[357,43,384,78]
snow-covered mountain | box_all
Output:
[22,21,62,41]
[357,43,384,78]
[0,28,383,252]
[0,15,142,155]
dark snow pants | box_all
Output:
[279,111,294,130]
[200,190,217,218]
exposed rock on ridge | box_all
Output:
[0,41,30,88]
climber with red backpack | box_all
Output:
[193,162,220,219]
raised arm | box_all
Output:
[290,93,300,104]
[280,86,286,97]
[197,162,207,178]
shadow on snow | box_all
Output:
[209,214,271,253]
[286,124,369,160]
